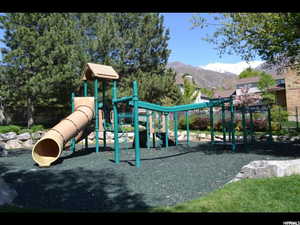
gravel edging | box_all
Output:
[0,141,299,212]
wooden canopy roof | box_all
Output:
[82,63,119,81]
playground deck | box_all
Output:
[1,142,300,212]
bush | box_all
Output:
[179,114,209,130]
[0,125,22,134]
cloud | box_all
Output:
[199,61,265,75]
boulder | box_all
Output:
[229,159,300,183]
[22,139,34,149]
[88,132,95,140]
[0,177,17,206]
[31,132,41,140]
[17,132,31,141]
[5,139,23,149]
[1,132,17,141]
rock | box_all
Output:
[5,139,23,149]
[0,134,5,141]
[0,177,18,206]
[31,132,41,140]
[88,132,95,140]
[228,159,300,183]
[1,132,17,141]
[17,132,31,141]
[290,136,300,142]
[22,139,34,149]
[198,133,206,139]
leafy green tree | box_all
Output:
[239,67,264,79]
[0,13,87,127]
[200,87,214,98]
[191,13,300,73]
[177,77,200,105]
[257,72,276,105]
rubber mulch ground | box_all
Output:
[1,141,300,212]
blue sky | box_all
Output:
[161,13,262,67]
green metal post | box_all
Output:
[133,81,141,168]
[249,109,254,144]
[94,79,99,153]
[165,112,169,149]
[230,97,236,152]
[152,112,156,148]
[146,111,150,150]
[71,92,75,152]
[102,80,107,150]
[210,106,214,145]
[296,106,299,130]
[174,112,178,146]
[186,111,190,146]
[83,80,88,150]
[267,105,273,143]
[112,81,120,164]
[242,106,247,145]
[222,103,226,143]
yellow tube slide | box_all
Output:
[32,97,95,167]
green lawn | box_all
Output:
[151,175,300,212]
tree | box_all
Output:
[239,67,264,79]
[0,13,87,127]
[257,72,276,105]
[177,77,200,105]
[191,13,300,73]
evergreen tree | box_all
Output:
[0,13,87,127]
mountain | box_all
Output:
[167,61,237,90]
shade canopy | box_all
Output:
[82,63,119,81]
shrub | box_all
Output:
[0,125,22,134]
[178,114,209,130]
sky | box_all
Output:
[161,13,264,74]
[0,13,264,75]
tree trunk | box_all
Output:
[27,97,34,128]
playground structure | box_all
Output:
[32,63,245,168]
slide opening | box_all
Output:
[32,138,61,166]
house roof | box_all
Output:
[236,74,285,85]
[82,63,119,81]
[213,89,235,98]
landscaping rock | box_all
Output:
[88,132,95,140]
[0,177,17,206]
[0,134,5,141]
[31,132,41,140]
[229,159,300,183]
[1,132,17,141]
[199,133,206,139]
[22,139,34,149]
[17,132,31,141]
[5,140,23,149]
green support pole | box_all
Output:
[185,111,189,146]
[249,109,254,144]
[152,112,156,148]
[230,97,236,152]
[165,112,169,149]
[112,81,120,164]
[83,80,88,150]
[242,106,247,145]
[71,92,75,152]
[267,105,273,143]
[146,111,150,150]
[222,103,226,143]
[94,79,99,153]
[133,81,141,168]
[102,80,107,150]
[296,106,299,130]
[174,112,178,146]
[210,106,214,145]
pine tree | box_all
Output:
[0,13,87,127]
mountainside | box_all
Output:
[167,61,237,90]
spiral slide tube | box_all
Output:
[32,97,95,167]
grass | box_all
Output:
[151,175,300,212]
